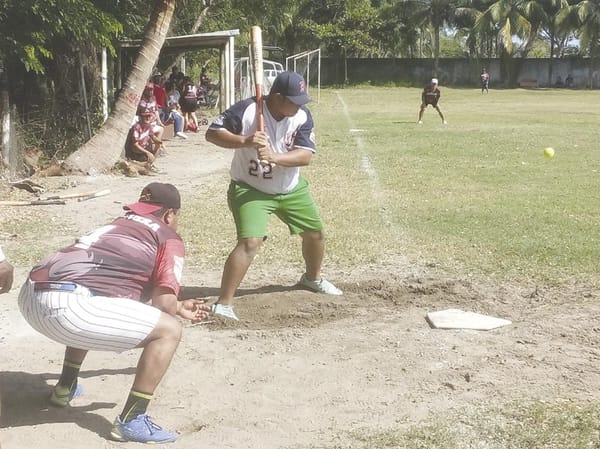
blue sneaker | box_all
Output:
[49,383,83,407]
[110,414,177,443]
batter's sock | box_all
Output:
[57,360,81,391]
[120,390,153,423]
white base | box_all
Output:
[426,309,511,330]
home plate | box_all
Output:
[426,309,511,330]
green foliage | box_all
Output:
[294,0,380,57]
[0,0,122,73]
[440,33,469,56]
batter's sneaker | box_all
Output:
[211,303,239,321]
[110,414,177,443]
[299,274,343,296]
[49,383,83,407]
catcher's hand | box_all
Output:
[178,299,211,323]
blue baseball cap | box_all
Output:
[269,71,312,106]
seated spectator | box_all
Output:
[125,111,163,163]
[164,81,187,139]
[137,82,165,144]
[565,74,574,88]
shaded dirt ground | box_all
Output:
[0,129,599,449]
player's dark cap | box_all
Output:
[269,71,312,106]
[124,182,181,215]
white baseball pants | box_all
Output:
[18,279,161,352]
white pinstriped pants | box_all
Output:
[18,279,161,352]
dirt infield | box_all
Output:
[1,130,599,448]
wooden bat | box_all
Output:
[0,199,65,206]
[77,189,111,202]
[250,25,264,131]
[250,25,269,166]
[41,188,111,201]
[0,189,110,206]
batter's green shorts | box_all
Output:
[227,177,324,239]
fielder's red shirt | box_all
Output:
[29,213,185,300]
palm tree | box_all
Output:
[473,0,544,85]
[538,0,571,85]
[412,0,458,76]
[64,0,176,174]
[375,0,428,57]
[454,0,493,58]
[568,0,600,88]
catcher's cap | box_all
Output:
[270,71,311,106]
[431,78,438,85]
[124,182,181,215]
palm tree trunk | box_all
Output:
[160,3,210,74]
[63,0,176,175]
[548,31,555,87]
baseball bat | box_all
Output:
[0,199,65,206]
[250,26,269,166]
[77,189,111,202]
[41,188,110,201]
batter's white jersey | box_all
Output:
[209,97,316,195]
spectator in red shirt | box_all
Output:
[151,74,167,121]
[125,110,162,163]
[137,82,165,144]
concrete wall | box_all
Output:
[319,57,597,88]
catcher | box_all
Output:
[18,182,210,444]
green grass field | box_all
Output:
[181,86,600,448]
[2,87,598,448]
[184,86,599,287]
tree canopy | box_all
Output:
[0,0,597,168]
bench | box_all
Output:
[519,79,538,88]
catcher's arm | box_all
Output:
[151,286,211,321]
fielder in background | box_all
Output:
[481,67,490,94]
[18,183,210,444]
[0,244,14,449]
[205,71,343,321]
[418,78,447,125]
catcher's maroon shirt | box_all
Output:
[28,213,184,300]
